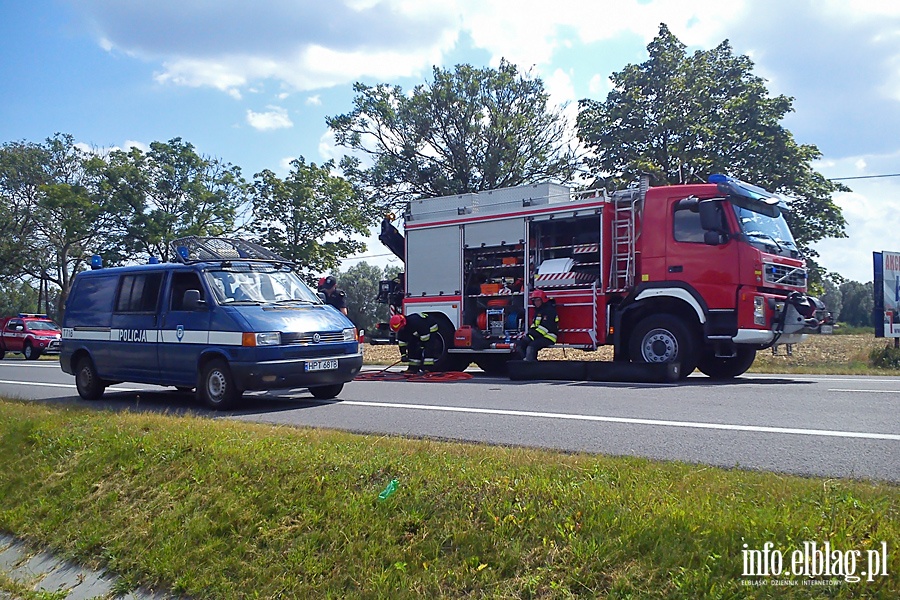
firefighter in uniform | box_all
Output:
[390,313,440,374]
[516,289,558,361]
[318,275,348,316]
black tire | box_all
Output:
[698,346,756,379]
[309,383,344,400]
[474,355,509,375]
[24,342,40,360]
[198,359,241,410]
[75,356,106,400]
[628,315,698,378]
[0,349,5,360]
[424,318,460,372]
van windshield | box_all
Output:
[205,266,322,305]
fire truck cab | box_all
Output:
[381,175,823,378]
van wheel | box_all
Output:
[199,359,241,410]
[628,315,698,378]
[24,342,40,360]
[75,357,106,400]
[309,383,343,400]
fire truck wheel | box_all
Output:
[423,318,460,372]
[628,315,698,377]
[75,356,106,401]
[24,342,41,360]
[697,346,756,379]
[475,355,509,375]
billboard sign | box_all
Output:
[874,251,900,337]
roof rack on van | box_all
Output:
[170,236,294,266]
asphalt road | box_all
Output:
[1,357,898,482]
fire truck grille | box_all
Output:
[764,263,806,288]
[282,332,346,345]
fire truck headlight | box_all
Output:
[754,296,766,326]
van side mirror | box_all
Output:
[183,289,206,310]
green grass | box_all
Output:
[0,400,897,599]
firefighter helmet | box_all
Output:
[530,289,548,302]
[389,314,407,331]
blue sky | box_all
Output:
[2,0,899,283]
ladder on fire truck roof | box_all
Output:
[607,177,647,292]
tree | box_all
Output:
[251,158,373,281]
[116,138,249,263]
[576,24,847,256]
[820,278,842,322]
[0,139,50,282]
[327,60,581,211]
[335,262,387,331]
[839,280,874,327]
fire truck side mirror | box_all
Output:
[703,231,726,246]
[698,200,723,232]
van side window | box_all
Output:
[170,272,206,311]
[115,273,163,313]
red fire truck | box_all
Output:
[377,174,824,379]
[0,313,63,360]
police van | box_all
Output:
[60,237,363,409]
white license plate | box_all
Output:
[305,359,338,372]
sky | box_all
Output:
[1,0,899,283]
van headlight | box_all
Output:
[242,332,281,346]
[342,328,358,341]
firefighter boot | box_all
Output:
[524,345,539,362]
[405,366,421,375]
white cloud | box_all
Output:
[306,95,321,106]
[246,106,293,131]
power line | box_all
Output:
[830,173,900,181]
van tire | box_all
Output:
[75,357,106,400]
[199,359,241,410]
[24,342,40,360]
[309,383,343,400]
[628,315,698,378]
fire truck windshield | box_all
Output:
[732,205,799,257]
[25,320,60,331]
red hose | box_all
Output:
[355,370,473,382]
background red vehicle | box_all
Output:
[0,314,62,360]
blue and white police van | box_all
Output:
[60,237,363,409]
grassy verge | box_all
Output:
[0,400,897,598]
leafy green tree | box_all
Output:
[820,278,842,321]
[0,279,40,316]
[0,139,51,282]
[576,24,847,256]
[328,60,580,211]
[117,138,249,263]
[839,280,874,327]
[335,261,386,331]
[251,158,373,281]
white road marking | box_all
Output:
[2,379,898,442]
[0,380,145,392]
[828,388,900,393]
[333,400,900,441]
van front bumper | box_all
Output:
[230,352,363,391]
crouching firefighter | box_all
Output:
[390,313,441,374]
[516,289,558,361]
